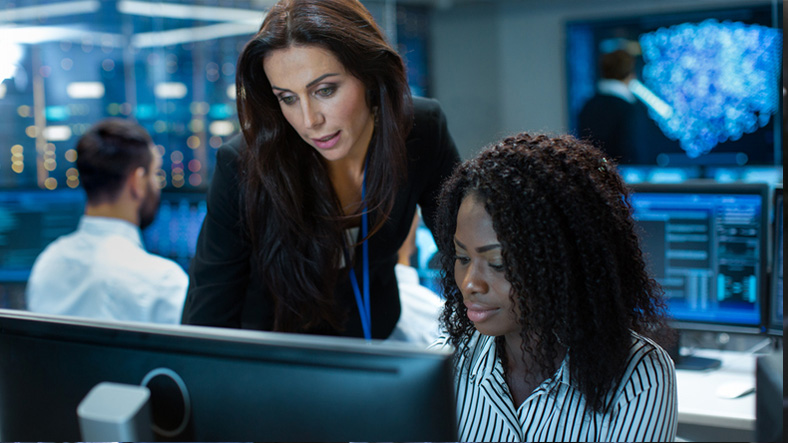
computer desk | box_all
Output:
[675,348,756,442]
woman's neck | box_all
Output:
[327,153,366,217]
[501,332,564,407]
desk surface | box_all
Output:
[675,348,756,430]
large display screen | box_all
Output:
[567,4,782,167]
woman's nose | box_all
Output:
[460,263,488,296]
[301,100,324,129]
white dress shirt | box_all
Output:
[26,215,188,324]
[431,330,677,442]
[597,78,637,103]
[387,264,443,346]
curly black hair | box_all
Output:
[435,132,671,413]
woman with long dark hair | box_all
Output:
[181,0,460,338]
[432,132,676,441]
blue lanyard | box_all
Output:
[347,165,371,340]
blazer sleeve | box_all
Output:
[181,137,251,327]
[413,98,461,236]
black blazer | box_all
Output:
[181,96,460,338]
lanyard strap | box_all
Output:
[347,164,371,340]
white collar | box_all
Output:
[78,215,144,248]
[597,79,636,103]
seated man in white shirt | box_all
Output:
[26,118,188,324]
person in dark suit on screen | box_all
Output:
[577,49,643,164]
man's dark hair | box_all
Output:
[600,49,635,81]
[76,118,154,204]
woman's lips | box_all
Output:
[465,302,499,323]
[312,131,340,149]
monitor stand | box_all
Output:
[666,330,723,371]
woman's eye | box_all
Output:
[455,255,470,265]
[489,263,505,272]
[278,95,296,105]
[316,86,335,97]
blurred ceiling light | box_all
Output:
[43,125,73,141]
[0,0,100,22]
[0,25,118,45]
[118,0,266,22]
[155,82,188,99]
[132,21,260,48]
[67,82,105,99]
[0,43,23,82]
[209,120,235,136]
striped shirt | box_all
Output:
[431,330,677,442]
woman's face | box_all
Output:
[454,193,520,338]
[263,45,375,163]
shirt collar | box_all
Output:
[468,331,573,389]
[78,215,144,248]
[469,332,497,379]
[597,79,636,103]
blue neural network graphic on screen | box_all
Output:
[639,20,782,159]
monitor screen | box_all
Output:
[629,182,769,333]
[0,309,457,441]
[769,185,783,335]
[0,188,85,282]
[566,3,782,167]
[142,190,207,270]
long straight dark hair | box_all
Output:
[235,0,413,333]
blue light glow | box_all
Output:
[639,20,781,158]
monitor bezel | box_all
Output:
[767,184,783,336]
[0,308,458,441]
[628,181,771,335]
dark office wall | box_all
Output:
[430,2,500,160]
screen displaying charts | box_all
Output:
[629,183,769,333]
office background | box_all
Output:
[1,0,783,190]
[432,0,784,163]
[0,0,783,441]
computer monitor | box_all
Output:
[0,188,85,308]
[755,349,783,443]
[142,190,207,271]
[0,309,457,441]
[629,182,769,335]
[768,185,783,335]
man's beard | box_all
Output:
[138,181,161,230]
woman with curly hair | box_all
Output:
[431,132,677,442]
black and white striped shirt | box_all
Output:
[431,331,677,442]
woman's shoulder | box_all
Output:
[628,331,673,364]
[619,331,676,387]
[602,331,676,412]
[407,96,453,156]
[412,96,445,126]
[210,134,246,189]
[217,133,245,158]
